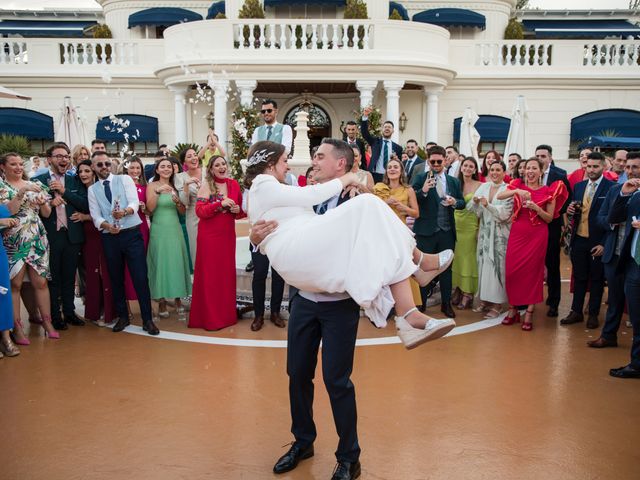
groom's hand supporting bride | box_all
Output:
[249,219,279,247]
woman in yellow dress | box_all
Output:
[373,158,422,306]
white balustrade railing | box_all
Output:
[60,41,136,65]
[583,41,640,66]
[0,40,28,64]
[233,20,373,50]
[477,42,553,66]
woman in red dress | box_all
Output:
[121,157,150,316]
[73,160,116,325]
[497,158,568,331]
[188,156,245,331]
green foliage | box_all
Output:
[516,0,530,9]
[230,104,260,182]
[238,0,265,19]
[389,9,404,21]
[170,143,200,162]
[344,0,368,19]
[92,24,112,39]
[504,18,524,40]
[0,134,33,157]
[215,12,227,19]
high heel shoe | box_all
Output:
[12,318,30,345]
[456,293,473,310]
[522,309,534,331]
[502,309,520,325]
[412,250,454,288]
[41,316,60,340]
[395,307,456,350]
[0,336,20,357]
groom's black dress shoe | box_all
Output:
[331,460,361,480]
[609,364,640,379]
[143,321,160,336]
[112,317,130,333]
[273,443,314,474]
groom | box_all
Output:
[250,139,362,480]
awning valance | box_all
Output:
[206,1,226,19]
[264,0,346,6]
[0,20,97,38]
[0,108,54,140]
[523,20,640,39]
[389,2,409,20]
[453,115,510,143]
[570,109,640,141]
[128,8,203,29]
[578,135,640,150]
[96,114,159,143]
[413,8,486,30]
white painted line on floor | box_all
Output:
[122,313,506,348]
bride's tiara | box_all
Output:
[246,149,274,167]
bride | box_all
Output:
[246,140,456,349]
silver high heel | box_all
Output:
[395,307,456,350]
[412,250,454,287]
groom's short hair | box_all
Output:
[321,138,354,172]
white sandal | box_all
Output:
[395,307,456,350]
[412,250,455,287]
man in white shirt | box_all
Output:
[87,151,159,336]
[250,99,293,155]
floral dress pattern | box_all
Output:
[0,180,51,279]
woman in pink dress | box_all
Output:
[188,156,245,331]
[122,157,150,314]
[497,158,568,331]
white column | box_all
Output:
[289,110,311,175]
[225,0,242,19]
[212,79,230,147]
[383,80,404,144]
[364,0,387,20]
[235,79,257,108]
[424,87,443,144]
[169,85,188,145]
[355,80,377,110]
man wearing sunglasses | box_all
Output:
[411,145,465,318]
[87,151,159,336]
[33,144,89,330]
[360,106,403,183]
[250,99,293,155]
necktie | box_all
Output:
[584,182,596,209]
[104,180,112,203]
[382,140,389,168]
[436,174,445,198]
[316,200,329,215]
[266,125,273,141]
[53,174,67,231]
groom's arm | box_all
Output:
[249,219,279,247]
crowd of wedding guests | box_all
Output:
[0,108,638,378]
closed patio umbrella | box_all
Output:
[459,107,480,164]
[504,95,529,158]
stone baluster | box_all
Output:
[362,23,370,49]
[332,24,339,50]
[258,24,266,49]
[321,24,329,50]
[311,24,318,49]
[279,23,287,49]
[268,23,276,49]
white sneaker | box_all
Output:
[395,307,456,350]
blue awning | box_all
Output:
[264,0,346,6]
[0,20,97,38]
[413,8,486,30]
[0,108,54,140]
[453,115,510,142]
[578,135,640,150]
[389,2,409,20]
[96,114,158,143]
[128,8,203,28]
[523,20,640,39]
[570,109,640,141]
[206,1,226,19]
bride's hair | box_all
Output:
[243,141,286,189]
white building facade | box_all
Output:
[1,0,639,161]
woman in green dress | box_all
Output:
[451,157,482,310]
[146,159,192,318]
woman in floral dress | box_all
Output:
[0,153,59,341]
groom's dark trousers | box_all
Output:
[287,293,361,463]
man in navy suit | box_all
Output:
[536,144,571,317]
[252,139,362,479]
[561,152,614,329]
[360,106,403,183]
[606,151,640,378]
[343,121,366,169]
[403,139,425,180]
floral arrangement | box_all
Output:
[230,104,260,181]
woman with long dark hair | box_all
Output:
[189,156,245,331]
[146,158,192,318]
[175,148,202,265]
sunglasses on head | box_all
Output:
[96,161,112,169]
[429,159,444,165]
[261,108,274,114]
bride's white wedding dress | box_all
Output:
[248,174,418,327]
